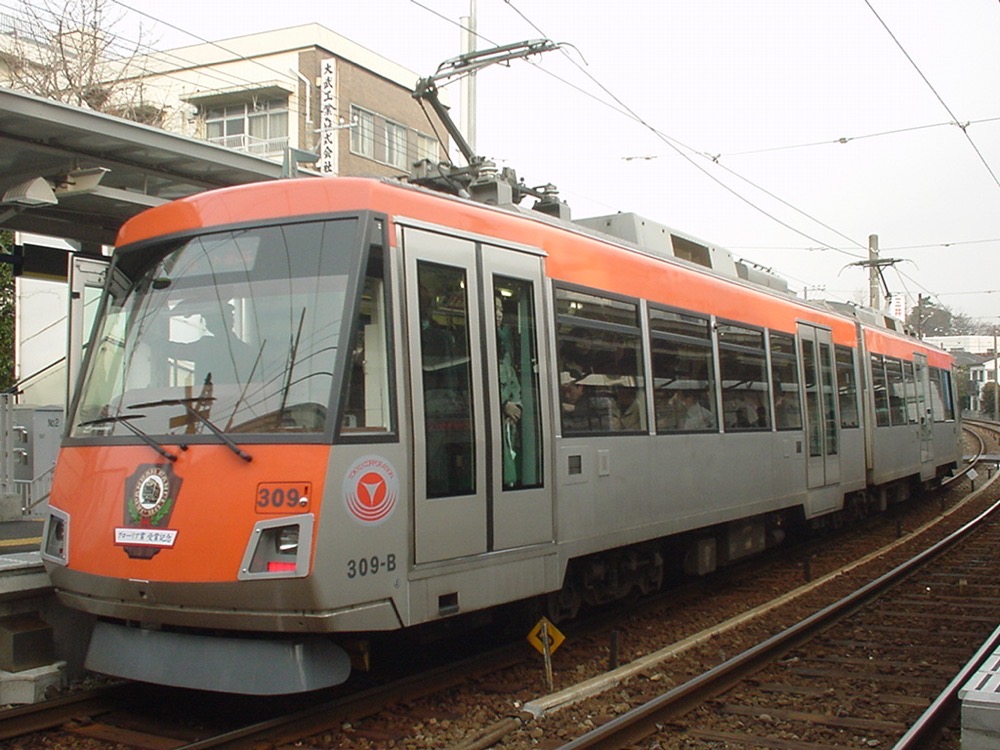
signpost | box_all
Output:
[527,617,565,691]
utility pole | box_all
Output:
[848,243,905,314]
[868,234,879,309]
[994,327,999,422]
[803,285,825,300]
[460,0,477,155]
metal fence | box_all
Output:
[0,394,56,517]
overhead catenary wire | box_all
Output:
[417,0,995,310]
[109,0,323,97]
[864,0,1000,192]
[6,0,297,110]
[12,0,426,158]
[636,115,1000,163]
[490,0,1000,314]
[15,0,994,314]
[492,0,869,260]
[732,237,1000,254]
[12,0,442,160]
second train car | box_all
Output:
[42,176,961,693]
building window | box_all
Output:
[205,99,288,157]
[416,133,439,162]
[349,105,439,170]
[385,120,408,170]
[351,106,375,159]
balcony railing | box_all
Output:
[208,133,289,158]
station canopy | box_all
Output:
[0,87,296,276]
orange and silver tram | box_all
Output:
[42,177,961,693]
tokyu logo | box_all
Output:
[343,455,398,525]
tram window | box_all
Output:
[339,246,393,436]
[555,288,637,329]
[769,331,801,431]
[870,354,891,427]
[802,338,822,457]
[903,360,919,424]
[835,346,859,428]
[929,367,945,422]
[493,275,543,490]
[941,369,956,420]
[718,323,770,431]
[819,343,838,455]
[650,307,717,433]
[72,219,355,437]
[885,357,907,426]
[935,368,956,421]
[555,287,645,434]
[649,307,711,340]
[417,261,475,498]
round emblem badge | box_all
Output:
[343,455,398,525]
[132,466,172,519]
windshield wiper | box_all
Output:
[78,414,181,462]
[129,398,253,463]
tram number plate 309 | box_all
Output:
[256,482,312,513]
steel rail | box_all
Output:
[0,684,126,741]
[943,424,986,487]
[893,419,1000,747]
[176,645,524,750]
[558,487,1000,750]
[893,621,1000,749]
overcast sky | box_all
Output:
[99,0,1000,325]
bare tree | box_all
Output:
[1,0,164,125]
[906,297,986,337]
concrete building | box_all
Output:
[0,23,451,514]
[970,356,999,414]
[924,335,997,356]
[2,22,451,406]
[126,23,447,177]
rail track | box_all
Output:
[553,421,1000,750]
[4,422,998,750]
[0,639,529,749]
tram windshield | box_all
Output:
[70,219,360,438]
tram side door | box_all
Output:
[404,227,552,564]
[481,245,552,551]
[914,354,934,467]
[67,256,112,407]
[405,229,488,564]
[798,324,841,489]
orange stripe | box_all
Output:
[865,328,953,368]
[117,178,951,368]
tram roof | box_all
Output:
[113,176,952,367]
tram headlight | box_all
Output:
[276,526,299,554]
[238,515,313,580]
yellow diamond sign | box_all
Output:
[527,616,565,656]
